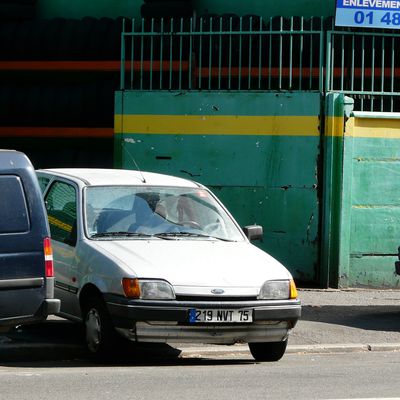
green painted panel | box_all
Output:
[117,134,319,187]
[340,118,400,288]
[120,91,321,117]
[321,93,347,288]
[350,208,400,255]
[351,161,400,206]
[212,187,318,281]
[350,138,400,158]
[348,256,400,288]
[115,91,321,283]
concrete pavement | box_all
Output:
[1,289,400,361]
[182,289,400,357]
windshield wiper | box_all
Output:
[153,232,233,241]
[91,232,152,238]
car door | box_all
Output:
[44,179,81,318]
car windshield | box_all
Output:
[84,186,245,242]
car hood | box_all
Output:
[89,239,292,295]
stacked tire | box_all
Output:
[0,0,36,21]
[0,17,128,61]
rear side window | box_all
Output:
[45,181,77,245]
[0,175,29,234]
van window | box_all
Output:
[45,181,77,245]
[0,175,29,234]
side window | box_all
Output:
[45,181,77,246]
[0,175,29,234]
[37,175,51,194]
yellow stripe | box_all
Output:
[350,117,400,139]
[325,116,344,137]
[48,216,72,233]
[114,115,319,136]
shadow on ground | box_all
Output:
[301,305,400,332]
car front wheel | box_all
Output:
[82,295,117,361]
[248,340,288,362]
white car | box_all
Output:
[37,168,301,362]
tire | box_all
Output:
[0,4,36,20]
[82,295,118,361]
[248,340,288,362]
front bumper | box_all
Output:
[105,295,301,344]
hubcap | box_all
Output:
[85,308,101,353]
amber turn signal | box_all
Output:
[289,279,298,299]
[122,278,141,298]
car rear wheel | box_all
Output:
[248,340,288,362]
[82,295,117,361]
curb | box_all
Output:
[1,342,400,361]
[179,343,400,357]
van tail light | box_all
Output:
[43,237,54,277]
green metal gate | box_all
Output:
[115,17,400,287]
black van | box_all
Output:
[0,150,60,329]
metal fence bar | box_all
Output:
[238,17,243,91]
[120,19,126,90]
[268,17,272,90]
[188,18,193,90]
[218,17,222,90]
[289,17,293,89]
[391,36,395,112]
[299,17,303,91]
[159,18,164,90]
[178,18,183,91]
[371,35,375,111]
[168,18,173,90]
[258,17,263,89]
[326,30,400,111]
[149,19,154,91]
[380,36,384,112]
[248,16,253,90]
[351,35,355,92]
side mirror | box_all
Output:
[243,225,263,241]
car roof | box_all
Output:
[37,168,201,188]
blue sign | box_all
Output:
[335,0,400,29]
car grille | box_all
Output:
[175,295,258,302]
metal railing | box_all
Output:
[120,16,400,112]
[120,16,325,92]
[326,30,400,112]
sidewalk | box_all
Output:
[181,288,400,357]
[1,289,400,361]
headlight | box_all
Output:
[122,278,175,300]
[258,280,297,300]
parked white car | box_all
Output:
[37,168,301,362]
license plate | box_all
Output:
[189,309,253,323]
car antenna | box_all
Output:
[122,139,146,183]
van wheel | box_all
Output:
[248,340,288,362]
[82,296,117,361]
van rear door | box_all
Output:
[0,151,59,327]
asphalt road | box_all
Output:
[2,289,400,363]
[0,352,399,400]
